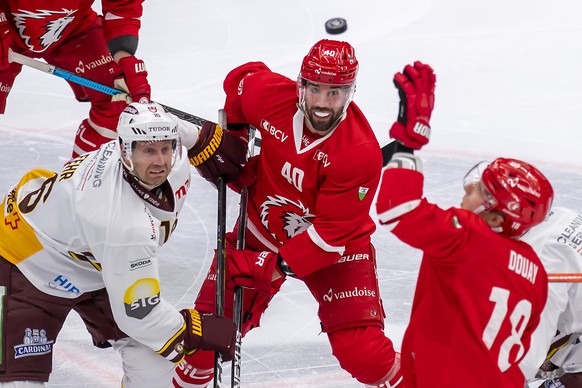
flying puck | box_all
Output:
[325,18,348,35]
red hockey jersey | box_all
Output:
[377,166,548,387]
[223,62,382,277]
[3,0,142,55]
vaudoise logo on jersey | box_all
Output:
[13,8,77,53]
[260,195,315,243]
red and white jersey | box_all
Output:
[0,139,191,362]
[3,0,142,55]
[519,207,582,378]
[223,62,382,277]
[376,162,548,387]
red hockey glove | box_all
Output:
[228,155,258,194]
[116,56,151,103]
[389,61,436,150]
[180,309,236,361]
[188,121,247,186]
[0,12,15,71]
[227,250,283,292]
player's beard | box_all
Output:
[305,106,343,134]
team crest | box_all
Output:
[260,195,315,243]
[358,186,369,201]
[13,8,77,53]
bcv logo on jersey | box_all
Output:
[313,150,330,167]
[260,119,288,143]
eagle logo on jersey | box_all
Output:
[260,195,315,243]
[13,8,77,53]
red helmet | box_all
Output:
[299,39,358,85]
[481,158,554,237]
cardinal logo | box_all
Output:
[260,195,315,243]
[13,8,77,53]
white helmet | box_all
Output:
[117,102,181,172]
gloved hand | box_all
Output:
[389,61,436,150]
[180,309,236,361]
[188,121,247,186]
[228,155,258,194]
[0,12,15,71]
[227,250,282,292]
[116,55,151,103]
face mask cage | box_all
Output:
[462,161,498,214]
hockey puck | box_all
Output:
[325,18,348,35]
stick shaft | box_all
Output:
[212,110,229,388]
[231,127,256,387]
[8,49,207,127]
[548,273,582,282]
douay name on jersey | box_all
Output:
[508,250,539,284]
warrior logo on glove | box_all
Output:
[187,121,247,186]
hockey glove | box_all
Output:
[180,309,236,361]
[228,155,258,194]
[116,55,151,103]
[227,250,283,292]
[188,121,247,186]
[389,61,436,150]
[0,12,14,71]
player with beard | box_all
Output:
[172,40,406,387]
[0,0,151,158]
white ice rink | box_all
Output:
[1,0,582,386]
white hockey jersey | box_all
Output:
[520,207,582,378]
[0,139,194,362]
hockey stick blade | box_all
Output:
[8,49,207,127]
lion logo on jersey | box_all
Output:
[13,8,77,53]
[260,195,315,243]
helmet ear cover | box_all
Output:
[480,158,554,237]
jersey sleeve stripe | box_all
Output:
[377,199,421,226]
[307,226,345,254]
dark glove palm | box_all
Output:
[180,309,236,361]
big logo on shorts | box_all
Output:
[124,278,161,319]
[322,286,377,302]
[14,328,54,359]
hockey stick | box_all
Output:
[8,49,208,127]
[212,110,229,388]
[548,273,582,283]
[231,126,257,387]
